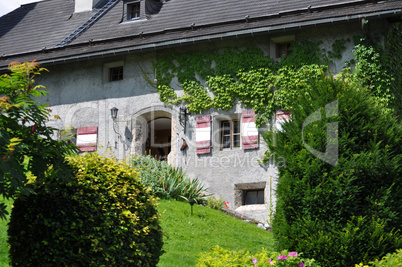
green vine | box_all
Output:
[351,37,397,111]
[328,38,349,59]
[384,22,402,117]
[150,36,399,124]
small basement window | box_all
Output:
[127,2,141,20]
[243,189,265,205]
[109,66,123,82]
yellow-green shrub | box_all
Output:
[8,153,163,266]
[369,249,402,267]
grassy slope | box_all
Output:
[0,199,276,267]
[0,198,12,267]
[157,199,276,266]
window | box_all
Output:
[276,42,292,58]
[270,35,295,59]
[243,189,265,205]
[234,182,266,208]
[221,120,240,149]
[127,2,140,20]
[109,66,123,82]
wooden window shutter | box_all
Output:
[241,110,258,149]
[196,115,211,154]
[275,110,292,131]
[76,126,98,152]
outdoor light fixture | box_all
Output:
[189,200,196,216]
[179,107,187,133]
[111,107,118,121]
[110,107,120,142]
[180,138,188,151]
[109,107,129,152]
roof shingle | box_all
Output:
[0,0,400,69]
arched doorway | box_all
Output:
[131,108,176,164]
[146,117,171,160]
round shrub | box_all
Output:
[268,72,402,266]
[8,153,163,266]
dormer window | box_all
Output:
[127,2,141,20]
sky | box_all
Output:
[0,0,42,18]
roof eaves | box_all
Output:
[5,8,398,70]
[1,2,401,71]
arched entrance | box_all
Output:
[146,117,171,160]
[131,107,177,165]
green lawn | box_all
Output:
[0,199,276,267]
[157,199,276,266]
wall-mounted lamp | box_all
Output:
[180,138,188,151]
[179,107,187,133]
[110,107,120,149]
[111,107,118,121]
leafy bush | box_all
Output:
[8,153,163,266]
[205,196,228,210]
[285,216,401,266]
[267,72,402,266]
[0,61,77,219]
[131,155,209,202]
[196,246,319,266]
[352,39,394,109]
[370,248,402,267]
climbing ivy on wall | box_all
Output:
[384,22,402,117]
[151,32,400,126]
[153,41,328,126]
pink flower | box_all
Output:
[298,262,305,267]
[277,255,288,260]
[268,258,274,265]
[289,252,298,257]
[251,258,258,264]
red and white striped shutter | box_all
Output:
[196,115,211,154]
[275,110,292,131]
[242,110,258,149]
[76,126,98,152]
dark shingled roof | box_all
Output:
[0,0,401,69]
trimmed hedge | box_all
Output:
[267,72,402,266]
[8,153,163,266]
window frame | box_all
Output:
[127,1,141,20]
[270,35,295,59]
[276,42,292,58]
[243,189,265,205]
[220,119,241,150]
[109,66,124,82]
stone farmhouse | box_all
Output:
[1,0,400,222]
